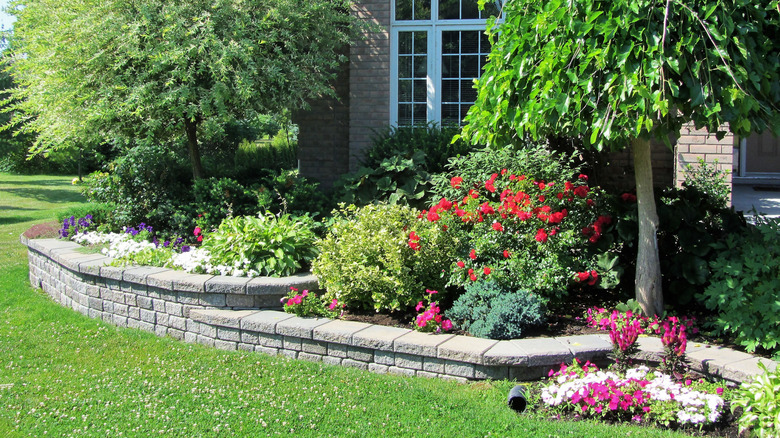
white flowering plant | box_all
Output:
[540,360,726,428]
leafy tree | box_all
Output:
[462,0,780,316]
[4,0,362,179]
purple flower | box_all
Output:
[181,245,191,253]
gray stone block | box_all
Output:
[555,334,612,361]
[112,314,128,327]
[298,352,323,363]
[395,353,423,370]
[634,336,665,362]
[197,335,215,347]
[241,331,259,345]
[168,315,186,331]
[246,273,319,295]
[172,273,213,293]
[137,320,155,333]
[152,299,166,312]
[189,309,257,328]
[347,346,374,363]
[184,331,198,344]
[87,296,103,310]
[155,326,168,337]
[100,266,124,282]
[165,301,184,317]
[369,363,389,374]
[253,295,285,309]
[438,336,498,364]
[342,359,369,370]
[156,313,170,328]
[475,365,509,380]
[394,331,454,357]
[200,294,226,307]
[128,307,140,320]
[328,343,348,358]
[139,309,156,324]
[276,316,331,339]
[114,303,129,317]
[214,339,237,351]
[206,276,250,295]
[280,349,298,359]
[322,356,343,367]
[146,270,183,289]
[444,360,476,379]
[123,266,169,285]
[509,365,548,382]
[313,320,372,345]
[423,357,445,374]
[226,294,255,308]
[217,327,241,342]
[374,350,395,366]
[177,292,201,306]
[258,333,283,349]
[283,336,302,351]
[137,296,153,310]
[167,328,185,340]
[388,366,416,377]
[509,338,573,367]
[256,346,279,357]
[416,371,439,379]
[351,325,411,351]
[78,259,107,276]
[199,324,217,338]
[302,339,329,355]
[240,310,295,333]
[687,345,761,382]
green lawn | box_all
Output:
[0,172,688,437]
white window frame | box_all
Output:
[389,1,496,126]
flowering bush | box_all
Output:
[282,287,341,318]
[414,165,617,300]
[312,204,457,312]
[59,214,95,238]
[412,289,453,333]
[541,360,725,427]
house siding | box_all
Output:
[674,124,734,193]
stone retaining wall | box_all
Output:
[23,236,774,383]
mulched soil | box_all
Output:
[23,220,61,239]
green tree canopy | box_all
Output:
[462,0,780,315]
[4,0,363,179]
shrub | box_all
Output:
[312,203,457,312]
[682,158,730,209]
[202,213,318,277]
[192,177,260,232]
[57,203,116,232]
[335,124,475,208]
[413,154,620,301]
[699,216,780,354]
[446,280,545,340]
[732,362,780,437]
[257,170,332,220]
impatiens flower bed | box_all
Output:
[541,361,725,427]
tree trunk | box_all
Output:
[632,137,663,317]
[184,118,205,180]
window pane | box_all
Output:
[413,79,427,101]
[442,79,459,103]
[460,104,471,122]
[413,56,427,78]
[399,32,413,54]
[414,32,428,54]
[398,56,412,78]
[482,0,500,18]
[442,31,459,54]
[460,55,478,77]
[462,0,479,19]
[398,80,412,101]
[461,80,477,103]
[442,55,459,78]
[480,32,490,52]
[396,0,412,20]
[438,0,459,19]
[413,104,427,124]
[462,31,479,53]
[415,0,431,20]
[442,104,460,124]
[399,104,413,125]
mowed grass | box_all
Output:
[0,172,688,437]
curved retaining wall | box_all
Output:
[23,236,774,383]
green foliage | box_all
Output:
[699,217,780,354]
[336,124,475,208]
[56,203,116,232]
[234,136,297,180]
[462,0,780,149]
[613,186,747,307]
[682,159,731,209]
[312,204,457,312]
[5,0,364,177]
[282,288,339,318]
[256,170,332,220]
[192,177,259,231]
[732,362,780,437]
[79,144,193,232]
[202,213,318,277]
[446,280,546,340]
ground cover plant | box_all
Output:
[1,172,705,437]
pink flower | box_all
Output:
[426,289,438,295]
[329,299,339,310]
[193,227,202,236]
[716,387,723,395]
[442,319,453,331]
[415,301,425,312]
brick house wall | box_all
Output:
[674,124,734,191]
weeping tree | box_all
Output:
[462,0,780,316]
[3,0,362,180]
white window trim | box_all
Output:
[390,0,496,126]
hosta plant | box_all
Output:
[732,362,780,438]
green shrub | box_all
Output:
[699,216,780,354]
[335,124,475,208]
[202,213,319,277]
[682,158,730,209]
[312,203,457,312]
[446,280,546,340]
[257,170,332,220]
[56,202,116,232]
[613,185,747,308]
[732,362,780,437]
[192,177,260,231]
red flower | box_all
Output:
[501,168,508,175]
[193,227,202,236]
[469,189,479,199]
[492,222,504,232]
[408,231,421,251]
[621,193,637,202]
[573,185,589,198]
[469,273,477,281]
[588,270,599,286]
[538,195,546,202]
[503,250,511,258]
[457,260,465,269]
[578,174,588,180]
[450,176,463,189]
[426,210,440,222]
[469,249,477,260]
[535,228,548,243]
[576,272,590,282]
[483,267,491,275]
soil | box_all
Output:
[23,220,61,239]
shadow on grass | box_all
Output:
[0,177,75,187]
[0,216,35,226]
[1,187,85,204]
